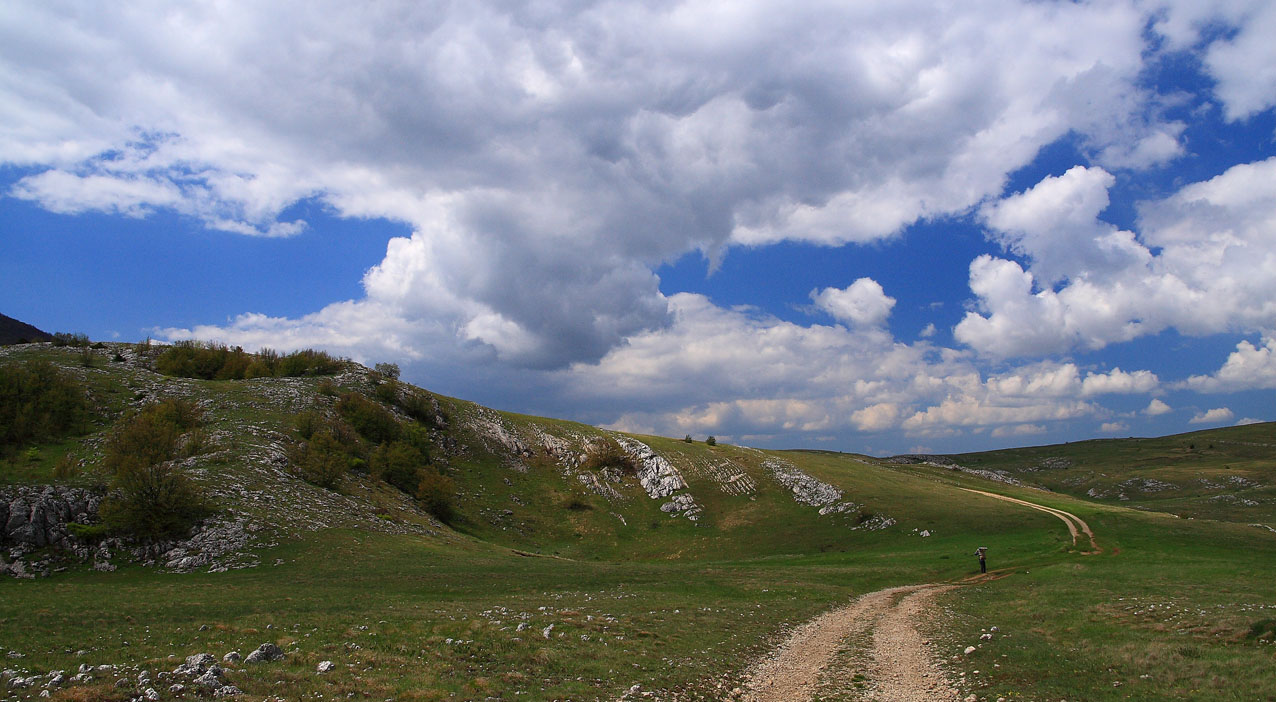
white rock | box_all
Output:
[316,661,335,674]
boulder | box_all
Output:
[244,643,284,664]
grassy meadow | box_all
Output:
[2,343,1275,701]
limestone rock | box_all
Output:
[244,643,284,663]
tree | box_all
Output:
[706,435,716,446]
[374,362,401,381]
[684,434,693,443]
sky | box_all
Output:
[2,1,1275,455]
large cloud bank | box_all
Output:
[3,1,1273,447]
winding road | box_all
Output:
[737,490,1099,701]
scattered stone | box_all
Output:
[174,653,217,675]
[194,666,224,688]
[170,684,186,694]
[980,633,993,640]
[214,684,244,697]
[964,646,977,655]
[244,643,285,664]
[223,651,241,664]
[316,661,335,674]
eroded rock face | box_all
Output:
[615,437,702,521]
[615,437,686,499]
[1,486,101,552]
[762,459,844,508]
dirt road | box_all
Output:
[734,491,1099,701]
[741,584,959,702]
[959,488,1099,551]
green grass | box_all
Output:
[935,510,1276,701]
[0,524,1059,701]
[3,343,1275,701]
[938,423,1276,523]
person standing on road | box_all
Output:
[974,546,987,573]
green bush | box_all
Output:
[374,380,399,405]
[337,392,402,444]
[100,461,211,539]
[706,436,717,447]
[51,332,90,347]
[0,359,89,454]
[397,390,444,427]
[101,399,200,475]
[684,434,693,443]
[288,429,353,489]
[98,399,211,539]
[371,440,428,495]
[294,410,324,440]
[155,341,342,380]
[415,469,455,523]
[277,348,343,377]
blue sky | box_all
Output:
[2,1,1274,454]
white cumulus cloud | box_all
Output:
[958,159,1276,358]
[812,278,896,327]
[1190,407,1234,425]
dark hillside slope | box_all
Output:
[0,313,53,345]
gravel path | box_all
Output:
[741,584,957,702]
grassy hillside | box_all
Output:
[910,424,1276,524]
[2,341,1275,701]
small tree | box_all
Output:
[706,435,716,446]
[683,434,693,443]
[374,362,401,381]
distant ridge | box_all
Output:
[0,313,53,345]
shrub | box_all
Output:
[52,454,81,479]
[288,429,353,489]
[337,392,402,444]
[582,439,638,475]
[397,390,443,427]
[277,348,343,377]
[0,359,90,453]
[98,399,211,539]
[684,434,693,443]
[78,346,95,368]
[374,380,398,405]
[101,399,199,476]
[100,461,211,539]
[294,410,324,440]
[706,436,717,447]
[51,332,90,348]
[317,378,339,397]
[415,468,455,523]
[155,342,342,380]
[371,440,428,495]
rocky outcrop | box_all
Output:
[1,486,101,552]
[761,458,860,517]
[615,437,686,498]
[887,455,1026,487]
[615,437,702,521]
